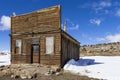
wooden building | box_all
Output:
[11,5,80,67]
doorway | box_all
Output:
[31,44,40,63]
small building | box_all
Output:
[10,5,80,67]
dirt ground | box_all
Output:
[0,73,99,80]
[0,64,100,80]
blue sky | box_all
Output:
[0,0,120,51]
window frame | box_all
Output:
[15,40,22,54]
[45,37,54,55]
[32,44,40,53]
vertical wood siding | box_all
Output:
[61,33,80,67]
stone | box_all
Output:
[14,70,21,76]
[20,74,27,79]
[0,68,3,71]
[44,72,51,76]
[27,74,32,79]
[2,69,8,75]
[15,75,20,79]
[11,74,14,78]
[55,72,61,76]
[11,74,19,79]
[56,67,61,72]
[33,73,37,78]
[6,66,10,69]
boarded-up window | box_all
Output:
[46,37,54,54]
[16,40,22,54]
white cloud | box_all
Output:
[65,19,79,30]
[69,24,79,30]
[106,34,120,42]
[93,1,111,10]
[99,1,111,7]
[95,33,120,43]
[96,38,105,41]
[116,9,120,17]
[81,1,112,14]
[93,1,111,14]
[90,19,101,26]
[0,15,10,30]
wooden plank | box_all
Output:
[11,6,60,33]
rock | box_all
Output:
[2,69,8,75]
[1,64,53,79]
[0,68,3,71]
[50,70,55,74]
[11,75,20,79]
[56,67,61,72]
[27,74,32,79]
[15,75,20,79]
[44,72,51,76]
[11,74,14,78]
[20,70,37,79]
[55,72,61,76]
[14,70,21,76]
[33,73,37,78]
[6,69,12,75]
[11,70,21,79]
[20,74,27,79]
[5,66,10,69]
[18,68,22,71]
[48,69,56,74]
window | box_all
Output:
[46,37,54,54]
[33,45,39,53]
[15,40,22,54]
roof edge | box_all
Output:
[61,29,80,45]
[11,5,60,17]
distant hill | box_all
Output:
[0,51,10,55]
[80,42,120,56]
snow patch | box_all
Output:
[0,54,11,66]
[64,56,120,80]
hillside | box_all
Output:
[80,42,120,56]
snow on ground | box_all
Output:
[0,54,11,66]
[64,56,120,80]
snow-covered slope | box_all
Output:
[0,54,11,66]
[64,56,120,80]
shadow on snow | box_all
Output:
[67,58,103,66]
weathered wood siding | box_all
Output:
[11,5,60,34]
[11,5,80,67]
[39,32,61,65]
[61,31,80,67]
[11,34,32,63]
[11,5,61,65]
[11,32,61,65]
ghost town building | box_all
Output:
[10,5,80,67]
